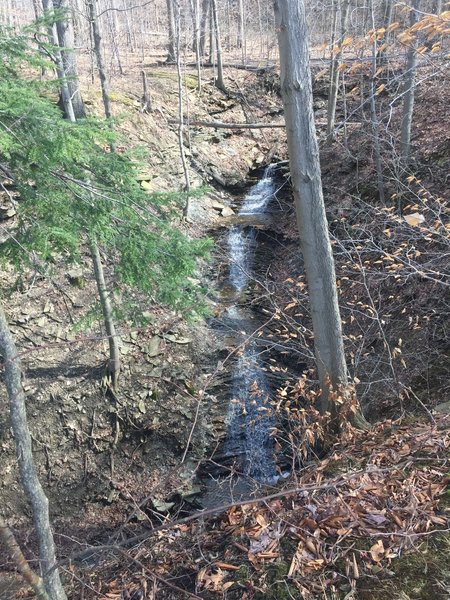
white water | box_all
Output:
[224,165,278,483]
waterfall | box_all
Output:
[223,165,278,483]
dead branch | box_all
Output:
[0,515,48,600]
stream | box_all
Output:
[202,166,284,505]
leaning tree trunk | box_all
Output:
[400,0,419,162]
[274,0,367,427]
[89,240,121,390]
[0,307,67,600]
[210,0,225,91]
[52,0,86,118]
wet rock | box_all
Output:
[210,199,226,211]
[221,207,235,217]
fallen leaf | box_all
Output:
[404,212,425,226]
[370,540,385,562]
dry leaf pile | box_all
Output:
[70,416,449,599]
[190,416,449,597]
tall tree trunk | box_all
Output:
[208,3,214,64]
[274,0,367,427]
[89,240,121,390]
[173,0,191,216]
[52,0,86,118]
[199,0,209,58]
[0,307,67,600]
[107,0,124,75]
[166,0,176,62]
[210,0,225,91]
[400,0,419,162]
[369,0,385,203]
[87,0,113,121]
[237,0,246,62]
[192,0,202,90]
[326,0,350,143]
[42,0,76,122]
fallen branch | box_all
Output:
[0,514,48,600]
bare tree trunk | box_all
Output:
[274,0,367,427]
[237,0,246,62]
[400,0,419,162]
[193,0,202,91]
[434,0,442,14]
[0,515,49,600]
[369,0,385,203]
[89,240,121,390]
[52,0,86,118]
[208,3,214,64]
[173,0,191,216]
[326,0,350,143]
[42,0,76,122]
[166,0,176,62]
[107,0,124,75]
[199,0,209,58]
[87,0,113,121]
[0,307,67,600]
[122,0,135,53]
[210,0,225,91]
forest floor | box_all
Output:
[0,43,449,599]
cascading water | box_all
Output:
[223,165,278,483]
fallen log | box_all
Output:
[171,119,285,129]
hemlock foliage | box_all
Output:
[0,25,211,317]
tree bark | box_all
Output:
[400,0,419,162]
[89,240,121,390]
[0,306,67,600]
[274,0,367,427]
[52,0,86,118]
